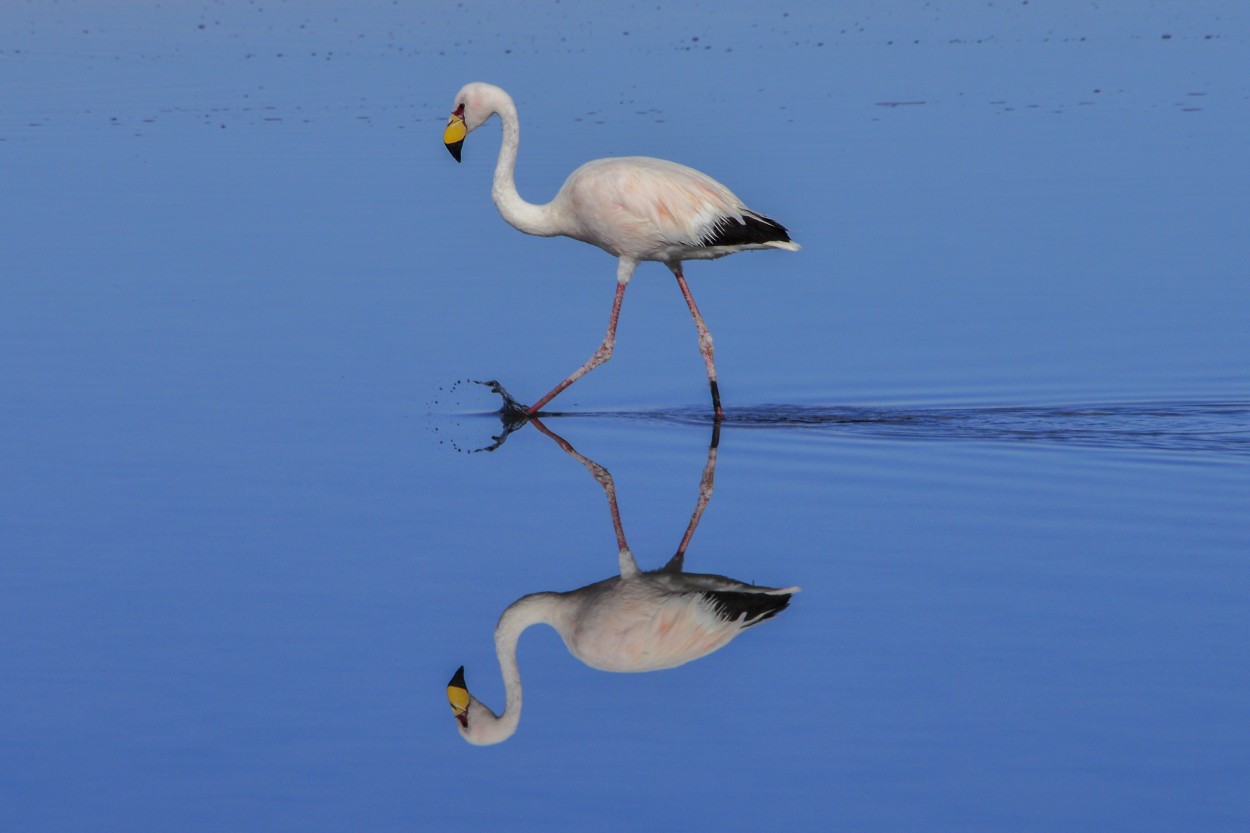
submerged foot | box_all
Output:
[450,380,530,452]
[477,379,531,424]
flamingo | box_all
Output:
[446,418,799,746]
[442,82,799,419]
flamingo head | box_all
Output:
[446,665,517,746]
[444,82,507,162]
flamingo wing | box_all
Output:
[556,157,789,258]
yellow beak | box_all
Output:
[444,113,466,162]
[447,666,470,722]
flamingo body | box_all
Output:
[451,569,797,746]
[552,156,799,263]
[555,571,795,673]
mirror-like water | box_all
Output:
[3,2,1248,831]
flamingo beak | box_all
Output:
[447,666,470,727]
[444,112,466,162]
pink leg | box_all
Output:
[529,416,629,554]
[527,280,627,415]
[667,431,719,571]
[672,266,724,419]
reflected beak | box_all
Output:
[447,666,470,727]
[444,112,466,162]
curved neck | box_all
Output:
[489,96,561,237]
[490,591,562,738]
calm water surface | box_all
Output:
[2,2,1248,831]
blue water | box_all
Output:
[3,2,1248,831]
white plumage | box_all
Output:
[443,82,799,418]
[448,568,797,747]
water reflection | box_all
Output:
[446,418,800,746]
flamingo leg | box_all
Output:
[529,416,638,576]
[665,424,720,572]
[672,265,724,419]
[527,279,627,415]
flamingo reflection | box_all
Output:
[447,419,799,745]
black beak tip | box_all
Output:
[446,141,463,163]
[449,666,466,687]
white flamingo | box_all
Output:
[447,418,799,746]
[443,82,799,419]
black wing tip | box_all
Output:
[703,590,793,626]
[699,212,793,248]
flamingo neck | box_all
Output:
[489,94,562,237]
[488,592,562,739]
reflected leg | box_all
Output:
[665,424,720,572]
[529,416,637,577]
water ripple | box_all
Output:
[598,400,1250,456]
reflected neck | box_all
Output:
[491,592,562,736]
